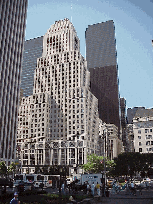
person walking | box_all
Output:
[86,182,90,195]
[96,182,100,196]
[130,181,136,196]
[10,192,20,204]
[83,182,86,194]
[61,183,65,195]
[91,182,95,196]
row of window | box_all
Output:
[138,129,152,134]
[139,141,153,146]
[139,147,153,152]
[138,135,153,139]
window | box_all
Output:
[146,135,152,139]
[139,142,142,146]
[138,130,141,134]
[138,136,141,139]
[139,148,142,152]
[145,129,149,133]
[146,141,150,145]
[147,147,152,152]
[150,129,152,132]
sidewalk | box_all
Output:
[109,188,153,199]
[78,189,153,204]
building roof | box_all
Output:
[134,108,153,118]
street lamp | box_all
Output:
[100,129,108,197]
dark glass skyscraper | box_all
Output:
[85,20,120,134]
[0,0,28,165]
[21,36,43,97]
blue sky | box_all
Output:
[25,0,153,110]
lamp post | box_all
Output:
[100,129,107,197]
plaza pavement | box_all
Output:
[79,188,153,204]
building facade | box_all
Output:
[0,0,28,166]
[21,36,43,97]
[17,19,100,173]
[99,120,108,157]
[85,20,120,134]
[106,124,123,159]
[126,124,134,152]
[99,121,123,160]
[120,97,127,149]
[127,107,145,124]
[133,108,153,153]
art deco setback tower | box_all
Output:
[21,36,43,97]
[0,0,28,166]
[17,19,100,173]
[85,20,120,134]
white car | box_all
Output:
[134,180,141,186]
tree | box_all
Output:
[0,161,8,178]
[109,152,141,178]
[82,154,115,174]
[139,153,153,178]
[110,152,153,178]
[8,162,17,178]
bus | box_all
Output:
[13,174,60,188]
[34,175,60,188]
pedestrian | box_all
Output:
[61,183,65,195]
[83,182,86,194]
[96,182,100,196]
[146,181,150,190]
[130,181,136,196]
[102,181,105,197]
[86,182,90,195]
[10,192,20,204]
[91,182,95,196]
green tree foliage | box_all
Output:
[110,152,153,178]
[8,162,16,173]
[82,154,115,174]
[8,162,17,177]
[0,161,7,178]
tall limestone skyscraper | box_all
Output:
[0,0,28,166]
[17,19,100,173]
